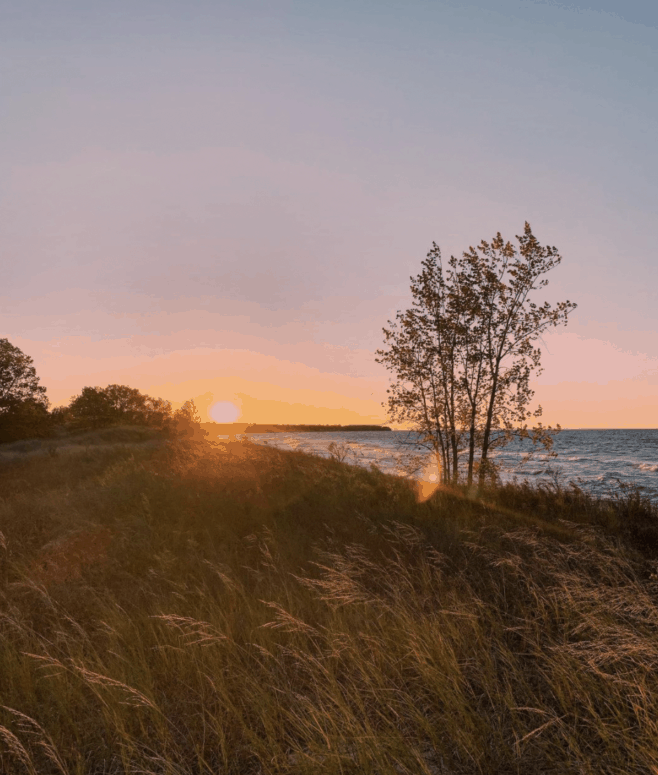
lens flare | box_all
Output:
[417,459,442,502]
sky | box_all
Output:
[1,0,657,428]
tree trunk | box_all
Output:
[479,369,499,488]
[467,416,476,487]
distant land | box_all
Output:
[202,423,392,435]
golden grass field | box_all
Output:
[1,428,658,774]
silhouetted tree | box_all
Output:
[143,396,173,429]
[68,385,172,429]
[0,399,52,443]
[0,339,50,442]
[68,386,119,429]
[50,405,72,426]
[377,223,577,487]
[172,399,208,441]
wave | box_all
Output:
[632,462,658,472]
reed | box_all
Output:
[0,431,657,773]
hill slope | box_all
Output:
[0,433,657,774]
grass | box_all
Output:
[0,429,658,773]
[0,425,166,465]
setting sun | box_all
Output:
[208,400,241,424]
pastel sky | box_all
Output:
[2,0,657,428]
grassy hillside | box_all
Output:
[1,431,657,774]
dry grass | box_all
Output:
[0,431,657,773]
[0,425,166,466]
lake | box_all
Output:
[214,429,658,503]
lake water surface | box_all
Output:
[228,429,658,503]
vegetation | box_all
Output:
[0,339,50,443]
[245,424,392,433]
[1,431,658,774]
[377,223,576,487]
[65,385,174,431]
[202,423,392,435]
[0,337,205,446]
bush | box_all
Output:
[67,384,173,430]
[0,398,52,443]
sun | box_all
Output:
[209,401,240,423]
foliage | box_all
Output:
[0,398,52,443]
[67,384,172,430]
[377,223,576,487]
[172,399,209,441]
[49,405,72,425]
[0,339,50,443]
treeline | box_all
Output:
[5,382,204,443]
[201,423,392,434]
[245,423,391,433]
[0,337,207,443]
[50,384,204,436]
[0,338,390,445]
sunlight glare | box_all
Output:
[417,459,442,503]
[209,400,240,423]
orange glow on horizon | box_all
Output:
[8,332,658,430]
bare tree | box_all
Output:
[377,223,576,488]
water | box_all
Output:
[217,429,658,503]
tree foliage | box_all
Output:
[0,339,48,414]
[0,339,50,442]
[67,384,172,429]
[64,386,209,441]
[377,223,577,487]
[172,399,209,441]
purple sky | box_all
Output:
[2,0,657,426]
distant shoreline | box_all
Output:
[202,423,392,434]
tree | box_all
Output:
[68,386,126,429]
[0,398,52,443]
[0,339,50,442]
[172,399,209,441]
[50,405,72,425]
[143,396,174,429]
[67,385,172,429]
[377,223,576,488]
[0,339,48,414]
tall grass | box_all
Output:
[0,432,657,773]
